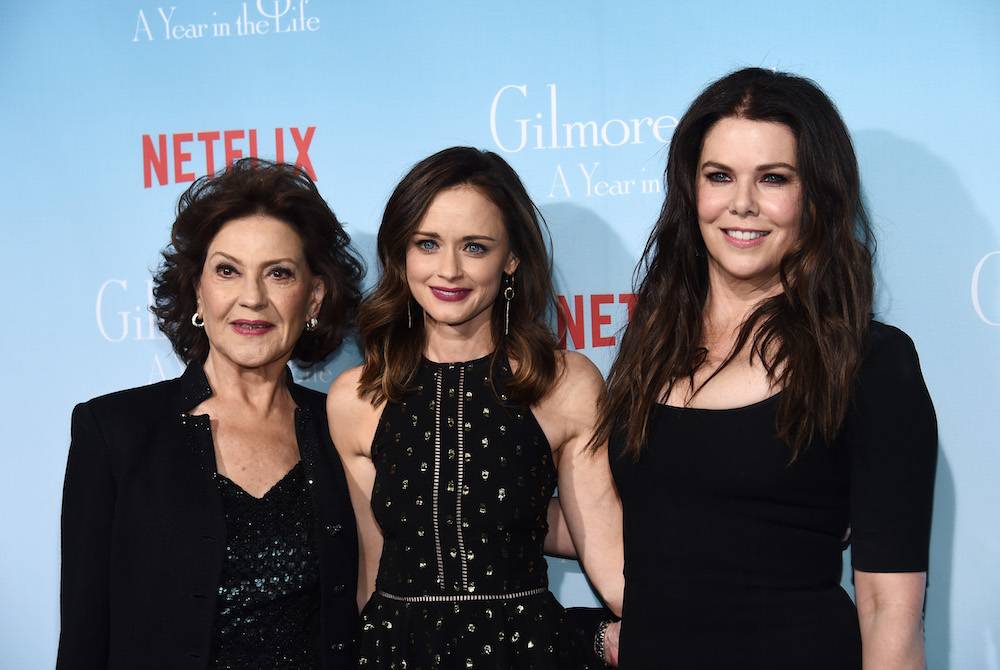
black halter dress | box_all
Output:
[358,354,605,669]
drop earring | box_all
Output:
[407,301,413,329]
[503,279,515,336]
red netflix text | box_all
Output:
[141,126,317,188]
[557,293,636,349]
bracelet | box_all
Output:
[593,618,613,667]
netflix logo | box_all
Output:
[557,293,636,350]
[141,126,317,188]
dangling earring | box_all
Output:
[191,312,205,328]
[305,316,318,332]
[503,277,515,336]
[407,301,413,329]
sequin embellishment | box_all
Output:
[363,355,575,669]
[208,462,320,668]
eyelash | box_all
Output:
[216,263,238,277]
[214,263,293,279]
[414,239,490,254]
[704,172,789,185]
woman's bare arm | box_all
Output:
[855,570,927,669]
[327,366,384,610]
[536,351,624,616]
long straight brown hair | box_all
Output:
[596,68,875,460]
[358,147,558,406]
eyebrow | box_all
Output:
[412,231,498,242]
[701,161,797,172]
[209,251,300,266]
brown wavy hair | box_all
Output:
[358,147,558,405]
[597,68,874,460]
[152,158,364,366]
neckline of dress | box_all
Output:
[421,351,497,368]
[655,389,783,414]
[215,460,303,501]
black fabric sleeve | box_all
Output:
[56,402,114,669]
[846,325,937,573]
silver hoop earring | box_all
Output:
[191,312,205,328]
[503,285,515,336]
[305,316,318,332]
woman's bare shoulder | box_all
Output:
[327,366,383,450]
[534,350,605,417]
[554,350,605,394]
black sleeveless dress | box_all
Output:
[359,354,605,669]
[610,322,937,669]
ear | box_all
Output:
[504,252,520,276]
[308,276,327,318]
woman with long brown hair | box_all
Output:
[598,68,937,668]
[327,147,623,668]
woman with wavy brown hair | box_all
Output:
[598,68,937,669]
[327,146,623,668]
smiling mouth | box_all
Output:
[231,320,275,336]
[430,287,472,302]
[723,229,769,241]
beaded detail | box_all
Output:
[363,354,563,668]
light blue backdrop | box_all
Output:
[1,1,998,667]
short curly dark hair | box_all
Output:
[152,158,364,366]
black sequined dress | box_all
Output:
[360,355,603,669]
[208,461,321,669]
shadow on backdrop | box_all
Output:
[539,201,638,604]
[855,128,999,669]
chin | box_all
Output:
[723,267,781,285]
[425,312,475,328]
[424,306,489,329]
[218,343,287,370]
[419,299,470,320]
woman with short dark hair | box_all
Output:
[598,68,937,668]
[58,158,364,669]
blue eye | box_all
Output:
[416,239,438,251]
[761,173,788,184]
[705,171,731,183]
[465,242,488,254]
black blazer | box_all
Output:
[57,363,359,669]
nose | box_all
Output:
[238,275,268,309]
[729,180,759,217]
[436,248,463,281]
